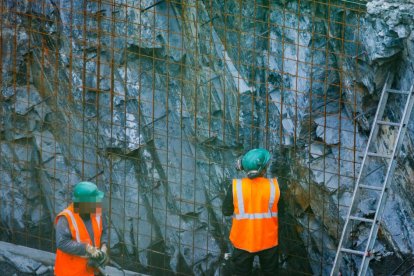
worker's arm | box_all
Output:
[56,216,87,256]
[100,215,108,249]
[222,181,234,216]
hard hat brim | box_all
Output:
[73,190,104,203]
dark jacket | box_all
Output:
[222,182,234,216]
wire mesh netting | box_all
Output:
[3,0,401,275]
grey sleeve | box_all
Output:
[100,215,108,247]
[56,216,87,256]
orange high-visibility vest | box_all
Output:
[54,204,102,276]
[229,177,280,253]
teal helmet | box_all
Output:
[238,148,271,178]
[73,181,104,203]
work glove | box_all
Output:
[85,244,102,259]
[101,244,108,254]
[97,244,109,266]
[101,244,109,265]
[87,252,108,268]
[88,251,108,268]
[97,250,109,266]
[87,244,109,267]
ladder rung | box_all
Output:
[340,248,365,256]
[377,120,401,127]
[349,216,375,223]
[387,88,410,94]
[367,152,392,159]
[359,184,383,191]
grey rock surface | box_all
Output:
[1,0,414,275]
[2,251,44,274]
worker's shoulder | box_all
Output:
[56,215,69,223]
[55,215,70,231]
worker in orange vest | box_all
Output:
[222,148,280,275]
[54,181,109,276]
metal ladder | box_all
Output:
[331,76,414,276]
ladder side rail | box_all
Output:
[330,75,392,276]
[359,85,414,276]
[365,80,393,156]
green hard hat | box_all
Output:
[241,148,271,175]
[73,181,104,203]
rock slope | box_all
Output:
[1,0,413,274]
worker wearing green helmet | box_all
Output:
[223,148,281,275]
[54,181,109,276]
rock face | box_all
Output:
[1,0,414,275]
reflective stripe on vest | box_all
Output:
[233,178,278,220]
[269,178,276,211]
[61,209,81,242]
[236,179,244,214]
[96,214,101,232]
